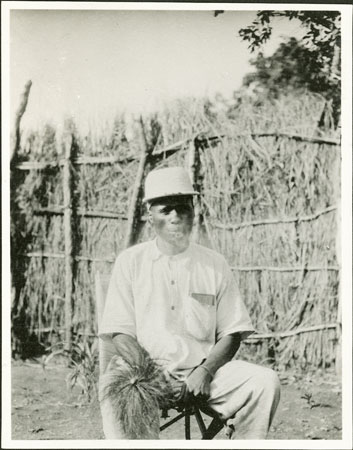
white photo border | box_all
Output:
[2,2,352,449]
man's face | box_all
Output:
[148,195,194,246]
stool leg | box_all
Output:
[185,410,191,439]
[202,417,224,440]
[194,408,207,436]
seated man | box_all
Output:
[98,166,280,439]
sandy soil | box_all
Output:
[10,360,342,441]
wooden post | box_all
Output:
[63,135,74,351]
[335,307,342,376]
[124,117,152,248]
[11,80,32,163]
[189,135,204,243]
[333,137,342,374]
[335,203,342,376]
[10,80,33,357]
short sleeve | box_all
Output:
[216,258,255,341]
[98,252,136,341]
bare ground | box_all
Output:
[11,360,342,441]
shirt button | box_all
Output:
[171,306,175,310]
[171,280,175,285]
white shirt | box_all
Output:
[99,239,255,375]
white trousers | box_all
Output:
[99,359,280,440]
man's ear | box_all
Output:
[147,204,153,224]
[147,212,152,225]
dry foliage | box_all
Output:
[100,340,173,438]
[11,93,340,370]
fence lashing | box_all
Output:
[212,205,337,230]
[31,322,339,340]
[31,203,336,229]
[12,131,340,171]
[13,155,135,171]
[12,139,187,171]
[23,251,340,272]
[32,206,130,221]
[230,265,339,272]
[245,323,338,341]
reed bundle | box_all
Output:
[100,339,173,439]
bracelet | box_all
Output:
[198,365,214,378]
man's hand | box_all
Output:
[184,333,242,401]
[185,366,213,399]
[112,333,149,366]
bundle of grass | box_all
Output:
[99,337,174,439]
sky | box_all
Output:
[10,8,305,131]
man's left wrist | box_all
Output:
[198,364,214,379]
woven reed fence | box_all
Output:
[11,87,341,371]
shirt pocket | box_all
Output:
[183,294,216,341]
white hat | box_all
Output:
[143,167,199,203]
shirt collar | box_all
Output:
[150,238,163,261]
[149,238,192,262]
